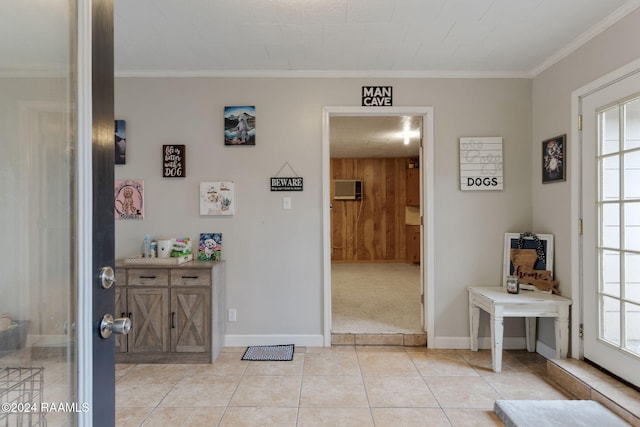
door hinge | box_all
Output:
[578,114,583,131]
[421,294,424,304]
[420,216,424,226]
[578,219,583,235]
[579,323,584,339]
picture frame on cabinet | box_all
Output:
[198,233,222,261]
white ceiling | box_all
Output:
[3,1,638,157]
[113,0,639,77]
[110,0,640,158]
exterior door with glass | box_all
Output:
[0,1,116,425]
[581,69,640,388]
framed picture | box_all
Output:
[114,179,144,219]
[503,232,556,292]
[115,120,126,164]
[224,106,255,145]
[200,181,234,215]
[542,134,566,183]
[163,144,186,178]
[198,233,222,261]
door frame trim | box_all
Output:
[321,106,435,347]
[76,0,94,423]
[571,56,640,359]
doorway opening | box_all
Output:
[322,106,435,347]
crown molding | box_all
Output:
[114,68,531,79]
[530,0,640,77]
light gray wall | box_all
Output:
[115,77,533,345]
[532,9,640,349]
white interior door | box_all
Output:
[581,69,640,388]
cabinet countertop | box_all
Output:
[116,259,224,269]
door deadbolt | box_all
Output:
[100,266,115,289]
[100,314,131,339]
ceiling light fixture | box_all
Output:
[403,122,413,145]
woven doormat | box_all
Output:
[241,344,294,361]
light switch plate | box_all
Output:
[283,197,292,209]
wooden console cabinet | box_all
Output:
[114,260,225,363]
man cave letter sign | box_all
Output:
[362,86,392,106]
[459,137,503,191]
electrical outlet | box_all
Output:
[228,308,237,322]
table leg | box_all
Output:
[490,312,504,372]
[469,295,480,352]
[525,317,537,353]
[555,306,570,358]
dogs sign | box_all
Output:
[459,137,504,191]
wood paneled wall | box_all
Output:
[331,158,407,262]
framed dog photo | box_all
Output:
[224,106,255,146]
[542,134,566,183]
[198,233,222,261]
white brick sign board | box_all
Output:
[459,137,503,191]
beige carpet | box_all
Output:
[331,263,423,334]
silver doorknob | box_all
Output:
[100,266,116,289]
[100,313,131,339]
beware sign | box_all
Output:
[362,86,392,106]
[270,177,303,191]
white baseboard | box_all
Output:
[535,339,557,360]
[225,334,325,348]
[431,336,471,349]
[433,336,558,359]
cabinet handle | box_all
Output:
[139,275,156,279]
[181,275,198,279]
[128,312,132,320]
[171,312,176,329]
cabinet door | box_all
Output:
[406,225,420,264]
[114,286,127,352]
[128,288,169,353]
[406,169,420,206]
[171,288,211,353]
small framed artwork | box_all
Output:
[163,144,186,177]
[542,134,566,183]
[200,181,234,215]
[114,179,144,219]
[224,106,255,145]
[115,120,126,164]
[198,233,222,261]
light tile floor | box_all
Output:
[116,346,573,426]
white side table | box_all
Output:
[468,286,572,372]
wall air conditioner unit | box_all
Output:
[333,179,363,200]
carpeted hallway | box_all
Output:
[331,262,423,334]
